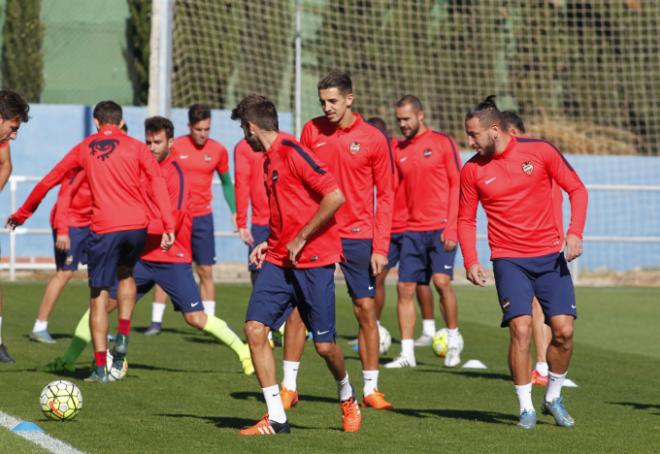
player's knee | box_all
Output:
[396,282,416,300]
[184,311,206,330]
[551,325,573,348]
[244,321,268,344]
[433,274,451,290]
[196,265,213,280]
[313,341,334,357]
[57,270,74,282]
[509,318,533,343]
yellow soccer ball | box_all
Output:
[40,380,83,421]
[432,328,449,358]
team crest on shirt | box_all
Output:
[89,139,119,161]
[423,148,433,158]
[521,161,534,175]
[204,154,212,161]
[349,142,361,154]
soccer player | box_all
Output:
[29,169,91,344]
[0,90,30,364]
[7,100,175,383]
[232,95,362,435]
[385,95,463,369]
[234,138,270,284]
[458,96,588,429]
[280,71,395,411]
[41,116,253,375]
[501,111,559,386]
[366,117,434,341]
[145,104,235,335]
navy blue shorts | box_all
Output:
[53,226,91,271]
[493,252,577,328]
[399,230,456,283]
[386,233,405,270]
[248,224,271,272]
[339,238,375,299]
[87,228,147,288]
[246,262,337,343]
[191,213,216,265]
[110,260,202,313]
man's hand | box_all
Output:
[238,227,254,246]
[287,235,306,265]
[371,253,388,276]
[467,263,487,287]
[161,232,175,251]
[55,234,71,252]
[5,216,21,231]
[441,232,457,252]
[250,241,268,269]
[564,233,583,262]
[231,213,238,232]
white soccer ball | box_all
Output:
[40,380,83,421]
[378,325,392,354]
[107,350,128,382]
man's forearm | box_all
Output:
[296,189,344,240]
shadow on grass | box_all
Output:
[608,401,660,415]
[129,363,229,374]
[133,327,193,336]
[230,391,337,405]
[159,413,312,430]
[415,368,511,382]
[394,407,521,425]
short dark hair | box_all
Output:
[317,70,352,94]
[465,95,503,128]
[93,100,123,125]
[396,95,424,112]
[188,104,211,124]
[501,111,526,134]
[0,90,29,123]
[231,94,279,132]
[367,117,388,136]
[145,116,174,139]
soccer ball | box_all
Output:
[378,325,392,354]
[40,380,83,421]
[107,350,128,382]
[432,328,449,357]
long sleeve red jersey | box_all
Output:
[12,125,174,234]
[396,129,462,240]
[141,155,192,263]
[50,169,92,235]
[171,135,229,217]
[458,136,588,269]
[300,113,394,255]
[234,139,269,229]
[264,132,342,269]
[391,138,409,234]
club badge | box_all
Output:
[349,142,361,154]
[423,149,433,158]
[521,161,534,175]
[204,154,212,161]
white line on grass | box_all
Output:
[0,410,87,454]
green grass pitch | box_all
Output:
[1,282,659,453]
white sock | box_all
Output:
[401,339,415,359]
[545,371,566,402]
[282,360,300,391]
[202,300,216,316]
[363,370,379,397]
[337,373,353,401]
[422,319,436,337]
[0,316,3,344]
[514,383,534,414]
[33,319,48,333]
[376,320,382,328]
[447,327,459,342]
[262,384,287,423]
[152,302,166,324]
[535,361,549,376]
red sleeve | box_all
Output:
[542,143,588,239]
[234,143,250,229]
[215,143,229,175]
[53,170,86,235]
[139,145,175,232]
[289,147,338,197]
[443,137,462,242]
[12,147,82,224]
[299,122,315,149]
[371,135,395,256]
[457,163,480,269]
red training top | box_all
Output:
[396,129,462,240]
[300,113,394,255]
[171,135,229,217]
[12,124,174,234]
[391,138,409,234]
[458,136,588,269]
[234,139,269,229]
[141,155,192,263]
[263,132,342,269]
[50,170,92,235]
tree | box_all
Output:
[1,0,44,102]
[125,0,151,105]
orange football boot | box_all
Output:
[280,387,299,409]
[239,414,290,435]
[341,398,362,433]
[362,390,393,410]
[531,369,549,386]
